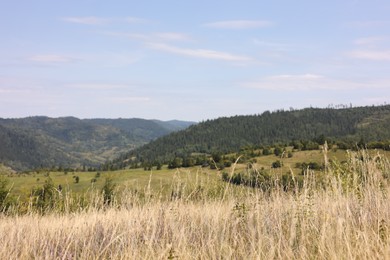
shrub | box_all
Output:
[0,176,10,210]
[31,177,57,212]
[73,176,80,183]
[262,148,271,155]
[102,177,116,205]
[274,147,283,156]
[272,160,282,168]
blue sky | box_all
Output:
[0,0,389,121]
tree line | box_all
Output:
[107,105,390,169]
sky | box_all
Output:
[0,0,389,121]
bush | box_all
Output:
[210,162,225,170]
[223,161,232,167]
[274,147,283,156]
[272,160,282,168]
[222,169,272,190]
[302,141,319,150]
[291,140,303,150]
[102,177,116,205]
[0,176,10,210]
[262,148,271,155]
[31,177,57,212]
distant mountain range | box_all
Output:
[0,117,195,170]
[110,105,390,167]
[2,105,390,172]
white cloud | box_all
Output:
[87,52,142,67]
[0,88,31,94]
[154,32,191,41]
[252,39,290,51]
[28,55,79,63]
[27,52,140,67]
[204,20,273,29]
[347,20,390,28]
[62,16,109,25]
[354,37,387,46]
[347,50,390,61]
[62,16,147,25]
[107,96,151,103]
[146,42,253,62]
[270,74,324,80]
[68,83,133,90]
[102,31,191,42]
[363,97,390,104]
[124,17,148,24]
[242,74,390,91]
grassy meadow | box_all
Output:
[0,148,390,258]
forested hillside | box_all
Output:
[112,105,390,167]
[0,117,194,171]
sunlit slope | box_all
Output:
[115,105,390,165]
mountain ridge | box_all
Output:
[109,105,390,168]
[0,117,195,171]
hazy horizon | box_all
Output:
[1,103,388,123]
[1,1,389,121]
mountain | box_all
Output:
[112,105,390,166]
[152,120,197,132]
[0,117,195,171]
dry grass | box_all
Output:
[1,150,390,259]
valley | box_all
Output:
[1,105,390,259]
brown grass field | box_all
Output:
[1,149,390,259]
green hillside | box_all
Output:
[0,117,194,171]
[112,105,390,167]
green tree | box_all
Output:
[168,157,183,169]
[156,162,162,170]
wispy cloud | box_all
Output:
[62,16,110,25]
[102,31,191,42]
[62,16,147,25]
[242,74,390,91]
[124,17,148,24]
[154,32,191,41]
[204,20,273,29]
[107,96,151,103]
[347,36,390,61]
[347,50,390,61]
[27,52,140,67]
[270,74,324,80]
[146,42,253,62]
[68,83,133,90]
[354,36,387,46]
[347,20,390,28]
[28,54,79,63]
[363,97,390,104]
[87,52,142,67]
[253,39,290,50]
[0,88,31,94]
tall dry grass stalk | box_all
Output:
[0,150,389,259]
